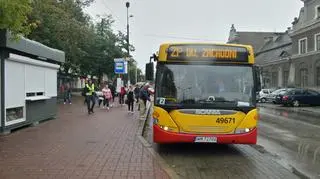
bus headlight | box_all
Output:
[159,125,176,132]
[152,108,179,132]
[160,125,170,131]
[235,128,253,134]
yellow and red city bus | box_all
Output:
[150,43,261,144]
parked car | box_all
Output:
[274,89,292,104]
[281,88,320,107]
[266,88,288,104]
[258,89,275,103]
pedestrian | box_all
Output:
[127,85,135,114]
[83,80,88,105]
[134,84,141,111]
[97,84,105,107]
[139,84,151,120]
[109,83,116,107]
[119,85,126,106]
[102,83,113,110]
[85,79,96,114]
[134,84,140,103]
[63,83,72,104]
[60,83,65,96]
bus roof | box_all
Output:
[157,42,255,64]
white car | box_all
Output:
[258,89,275,103]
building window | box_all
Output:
[300,68,308,87]
[283,71,289,87]
[316,66,320,86]
[315,6,320,19]
[299,38,307,54]
[271,72,277,88]
[315,33,320,51]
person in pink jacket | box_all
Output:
[102,84,113,110]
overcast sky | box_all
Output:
[84,0,303,71]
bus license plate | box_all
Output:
[194,137,217,143]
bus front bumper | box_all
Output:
[153,125,257,144]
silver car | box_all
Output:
[266,88,287,103]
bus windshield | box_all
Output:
[155,63,254,108]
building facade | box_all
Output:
[255,32,292,89]
[228,0,320,91]
[227,24,280,54]
[227,24,289,89]
[288,0,320,89]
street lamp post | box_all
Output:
[125,2,133,86]
[126,2,130,56]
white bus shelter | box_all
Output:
[0,30,65,134]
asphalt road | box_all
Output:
[258,106,320,178]
[143,106,320,179]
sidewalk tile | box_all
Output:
[0,97,170,179]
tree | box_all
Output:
[136,68,143,82]
[0,0,36,38]
[28,0,95,75]
[87,16,128,83]
[26,0,136,85]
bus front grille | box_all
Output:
[181,126,232,134]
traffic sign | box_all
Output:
[114,61,125,74]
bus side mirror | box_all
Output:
[254,66,261,92]
[145,62,154,81]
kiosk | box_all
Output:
[0,30,65,134]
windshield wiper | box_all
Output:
[197,96,237,103]
[180,99,196,104]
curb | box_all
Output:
[291,165,311,179]
[136,102,180,179]
[251,143,311,179]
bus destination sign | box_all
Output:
[166,44,249,62]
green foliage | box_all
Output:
[0,0,36,38]
[1,0,141,83]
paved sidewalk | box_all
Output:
[0,97,170,179]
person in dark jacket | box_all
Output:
[83,81,89,105]
[134,85,140,103]
[63,83,72,104]
[127,85,135,114]
[139,84,151,120]
[109,83,116,103]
